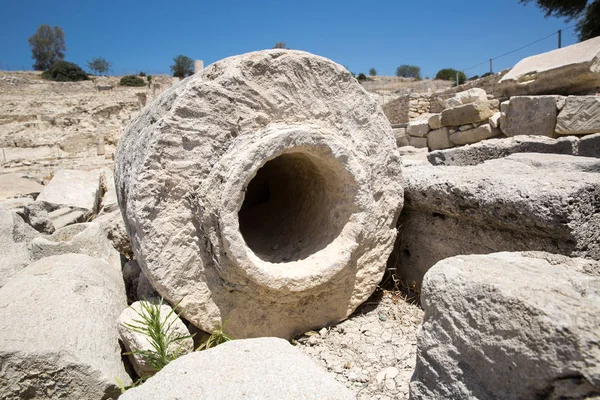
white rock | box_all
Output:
[376,367,399,384]
[0,254,130,398]
[409,136,428,148]
[556,95,600,135]
[36,169,104,213]
[30,222,121,269]
[120,338,356,400]
[115,50,403,339]
[428,114,442,130]
[441,100,499,127]
[498,36,600,96]
[0,209,38,288]
[410,252,600,400]
[444,88,487,108]
[118,300,194,378]
[489,111,501,129]
[407,115,433,137]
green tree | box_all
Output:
[395,64,421,79]
[520,0,600,41]
[435,68,467,85]
[87,57,111,75]
[170,55,194,78]
[28,25,66,71]
[369,67,377,76]
[273,41,288,49]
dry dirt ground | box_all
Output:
[295,289,423,400]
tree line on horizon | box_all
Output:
[26,1,598,82]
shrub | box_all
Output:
[435,68,466,85]
[139,71,146,77]
[468,75,480,81]
[481,72,494,78]
[41,61,88,82]
[396,64,421,79]
[369,67,377,76]
[120,75,146,87]
[357,73,367,80]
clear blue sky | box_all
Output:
[0,0,578,78]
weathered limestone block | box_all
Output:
[118,301,193,378]
[115,50,403,339]
[95,208,133,259]
[441,100,499,127]
[449,123,500,145]
[428,113,442,130]
[392,153,600,285]
[444,88,487,108]
[410,252,600,400]
[30,222,121,269]
[489,111,501,129]
[498,36,600,97]
[0,173,44,201]
[556,95,600,135]
[579,132,600,157]
[407,114,433,137]
[427,135,578,166]
[503,96,560,137]
[427,127,452,151]
[36,169,103,213]
[409,136,428,148]
[120,338,355,400]
[0,209,38,288]
[0,254,130,399]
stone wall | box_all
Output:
[381,96,410,125]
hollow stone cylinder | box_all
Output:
[115,50,404,339]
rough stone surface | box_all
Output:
[410,252,600,400]
[118,300,194,378]
[427,114,441,130]
[579,132,600,158]
[95,208,133,259]
[444,88,487,108]
[441,100,499,127]
[489,111,501,129]
[503,95,560,137]
[30,222,121,269]
[409,136,428,148]
[115,50,403,339]
[120,337,356,400]
[556,95,600,135]
[36,169,103,213]
[0,254,130,399]
[427,127,452,151]
[498,36,600,97]
[449,123,500,145]
[393,153,600,285]
[427,135,578,166]
[393,127,410,147]
[407,114,432,137]
[22,201,55,233]
[0,208,38,288]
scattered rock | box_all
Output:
[115,50,403,339]
[36,169,104,213]
[30,222,121,269]
[0,254,130,399]
[0,208,38,288]
[118,300,194,378]
[502,96,560,138]
[410,251,600,400]
[489,111,501,129]
[556,95,600,135]
[441,100,499,127]
[498,36,600,96]
[120,338,356,400]
[22,201,55,234]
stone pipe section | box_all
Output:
[115,50,404,339]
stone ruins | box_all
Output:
[0,38,598,400]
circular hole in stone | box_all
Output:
[238,151,357,263]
